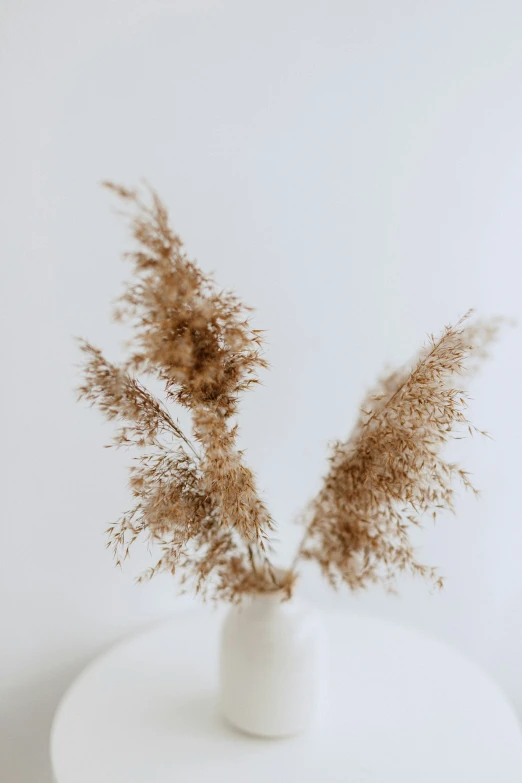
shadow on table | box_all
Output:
[0,660,89,783]
[165,692,302,745]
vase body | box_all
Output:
[219,592,326,737]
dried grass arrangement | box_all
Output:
[78,183,501,602]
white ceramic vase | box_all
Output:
[219,590,326,738]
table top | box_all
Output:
[51,608,522,782]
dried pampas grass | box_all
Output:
[78,182,502,602]
[78,183,276,602]
[296,314,502,591]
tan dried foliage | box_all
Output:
[78,183,277,602]
[78,182,502,602]
[297,314,503,591]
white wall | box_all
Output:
[2,0,522,779]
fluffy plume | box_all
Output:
[296,313,501,591]
[78,183,277,602]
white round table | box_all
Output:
[51,609,522,782]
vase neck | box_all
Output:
[246,590,287,615]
